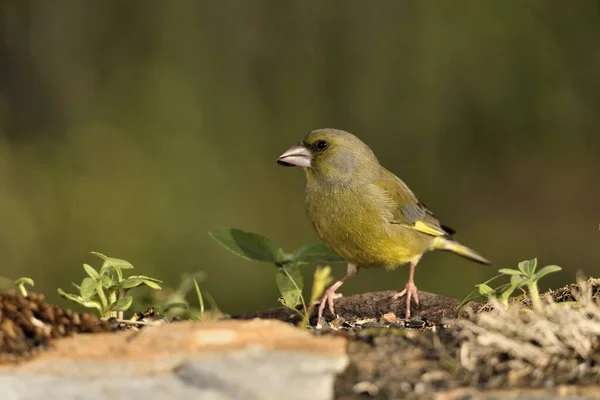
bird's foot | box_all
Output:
[316,287,343,324]
[391,281,419,319]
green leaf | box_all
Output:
[475,283,496,297]
[209,228,283,263]
[119,277,144,289]
[83,264,100,279]
[15,277,34,287]
[93,252,134,283]
[193,279,205,320]
[130,275,162,283]
[310,265,333,303]
[110,258,134,269]
[510,274,526,288]
[532,265,562,281]
[119,276,162,290]
[459,274,504,308]
[142,279,162,290]
[57,289,103,313]
[99,274,114,288]
[106,295,133,312]
[80,277,97,299]
[100,265,123,282]
[498,268,522,276]
[517,258,537,277]
[15,277,34,297]
[276,265,304,308]
[90,251,109,261]
[292,243,345,264]
[95,284,108,308]
[91,251,134,269]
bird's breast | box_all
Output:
[304,184,428,268]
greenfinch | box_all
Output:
[277,128,490,321]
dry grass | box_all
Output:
[455,279,600,387]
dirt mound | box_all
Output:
[0,290,110,363]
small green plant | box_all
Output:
[461,258,562,310]
[133,271,220,321]
[15,277,35,297]
[192,278,206,321]
[209,228,342,327]
[304,265,334,327]
[58,252,162,319]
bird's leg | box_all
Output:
[391,257,420,319]
[317,263,357,322]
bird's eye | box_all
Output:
[314,140,329,151]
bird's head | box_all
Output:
[277,128,380,183]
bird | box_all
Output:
[277,128,490,321]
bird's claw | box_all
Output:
[317,288,343,323]
[392,281,419,319]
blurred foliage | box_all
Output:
[0,1,599,314]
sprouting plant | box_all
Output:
[499,258,562,310]
[134,271,220,321]
[209,227,342,327]
[460,258,562,310]
[302,265,334,328]
[58,252,162,319]
[15,277,35,297]
[192,278,205,321]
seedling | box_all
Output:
[209,228,342,327]
[58,252,162,319]
[193,278,205,321]
[14,277,35,297]
[133,271,220,321]
[460,258,562,310]
[304,265,334,327]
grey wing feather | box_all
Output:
[385,172,456,237]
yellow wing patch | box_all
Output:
[403,220,447,237]
[369,179,449,238]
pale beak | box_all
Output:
[277,144,312,168]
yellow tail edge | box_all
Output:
[432,237,491,265]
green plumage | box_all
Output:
[277,128,491,320]
[299,129,490,269]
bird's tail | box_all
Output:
[432,237,491,265]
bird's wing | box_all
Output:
[371,174,455,238]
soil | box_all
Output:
[2,280,600,399]
[235,289,461,326]
[0,289,110,363]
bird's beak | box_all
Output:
[277,144,312,168]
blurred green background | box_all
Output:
[1,1,599,314]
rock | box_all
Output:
[0,319,348,400]
[352,380,379,396]
[380,312,398,325]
